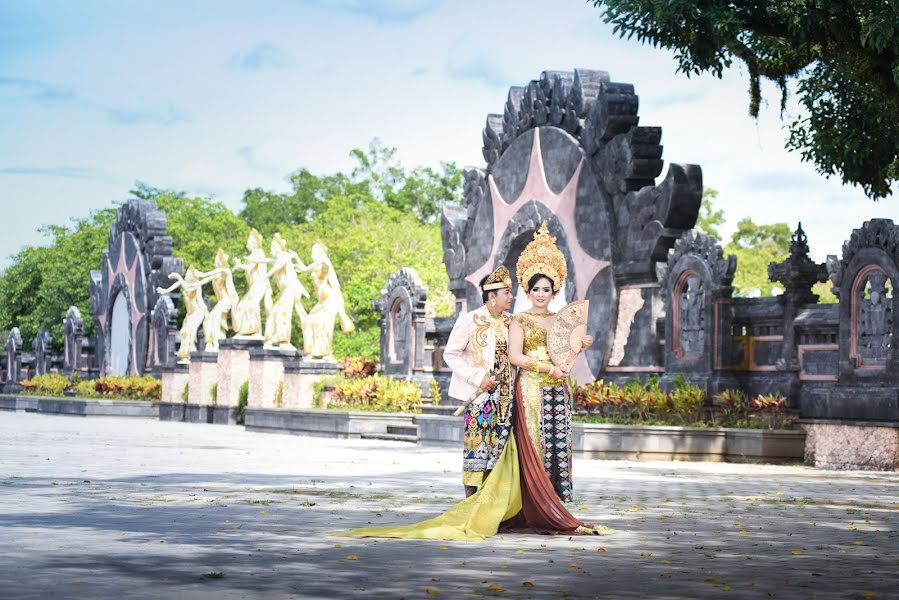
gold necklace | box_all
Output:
[527,310,550,316]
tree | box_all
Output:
[695,187,725,241]
[0,208,117,346]
[591,1,899,199]
[282,195,450,359]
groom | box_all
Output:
[443,265,514,497]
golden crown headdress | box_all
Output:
[248,228,264,249]
[516,222,567,292]
[482,265,512,291]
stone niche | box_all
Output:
[89,199,182,376]
[440,68,703,381]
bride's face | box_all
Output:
[527,277,554,311]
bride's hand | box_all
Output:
[581,335,593,350]
[550,365,566,379]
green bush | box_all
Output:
[328,374,421,413]
[210,382,218,406]
[573,377,794,429]
[19,373,161,400]
[237,380,249,425]
[20,374,71,396]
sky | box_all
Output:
[1,0,896,270]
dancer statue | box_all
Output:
[197,248,240,352]
[232,229,273,339]
[302,242,354,359]
[157,266,216,363]
[264,234,319,351]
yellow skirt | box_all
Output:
[332,433,524,541]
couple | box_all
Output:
[337,224,612,540]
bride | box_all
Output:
[335,224,611,540]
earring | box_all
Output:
[490,298,496,308]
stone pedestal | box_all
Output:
[801,420,899,471]
[186,352,219,423]
[217,338,258,411]
[248,346,299,409]
[282,358,342,409]
[159,364,189,421]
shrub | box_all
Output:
[429,378,442,406]
[670,375,705,424]
[330,374,420,413]
[20,373,70,396]
[210,382,218,406]
[340,356,377,378]
[274,381,284,408]
[237,380,249,425]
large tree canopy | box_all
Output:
[591,1,899,199]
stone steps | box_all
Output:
[360,432,418,443]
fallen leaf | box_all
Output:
[660,560,670,565]
[721,584,732,591]
[569,562,580,569]
[578,506,588,512]
[704,578,717,584]
[499,563,509,569]
[862,592,876,599]
[522,581,534,588]
[231,525,241,529]
[640,551,652,557]
[259,510,268,515]
[487,583,504,592]
[333,544,342,549]
[116,532,125,537]
[425,588,440,596]
[662,497,670,502]
[515,550,524,555]
[439,546,449,551]
[853,540,865,546]
[159,540,166,544]
[739,530,748,535]
[346,555,359,561]
[596,547,606,553]
[791,550,802,555]
[201,572,224,580]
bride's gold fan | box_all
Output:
[548,300,589,373]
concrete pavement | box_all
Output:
[0,412,897,599]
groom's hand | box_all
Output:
[478,374,497,392]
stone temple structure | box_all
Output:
[441,68,702,381]
[374,67,899,470]
[89,199,183,376]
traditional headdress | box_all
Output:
[481,265,513,291]
[516,222,568,292]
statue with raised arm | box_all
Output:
[197,248,240,352]
[264,233,320,351]
[302,242,355,360]
[157,266,216,363]
[232,228,274,339]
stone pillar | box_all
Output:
[282,358,342,409]
[159,363,189,421]
[186,351,218,423]
[3,328,23,393]
[217,338,257,412]
[248,346,298,409]
[62,306,85,375]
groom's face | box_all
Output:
[493,288,514,311]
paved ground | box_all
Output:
[0,413,897,599]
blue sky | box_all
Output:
[1,0,895,269]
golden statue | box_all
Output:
[232,229,273,339]
[263,233,319,351]
[157,266,216,363]
[197,248,240,352]
[302,242,355,359]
